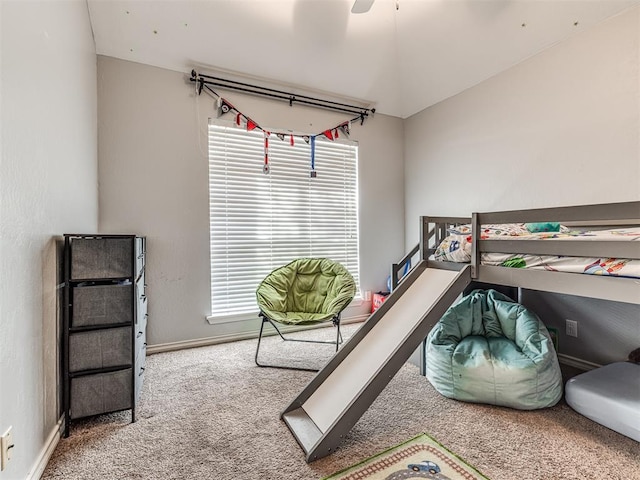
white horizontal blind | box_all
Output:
[209,122,360,318]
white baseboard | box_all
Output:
[147,314,369,355]
[27,416,63,480]
[149,319,603,373]
[557,353,601,372]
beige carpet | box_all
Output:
[43,324,640,480]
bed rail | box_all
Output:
[476,201,640,225]
[390,216,471,291]
[421,216,471,258]
[473,201,640,269]
[419,201,640,305]
[390,244,419,292]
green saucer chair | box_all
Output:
[425,289,562,410]
[255,258,356,371]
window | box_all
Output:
[208,121,360,319]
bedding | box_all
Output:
[433,225,640,278]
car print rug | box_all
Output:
[322,433,489,480]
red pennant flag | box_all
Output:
[290,135,294,146]
[323,129,334,141]
[247,118,258,131]
[334,128,339,139]
[236,113,242,127]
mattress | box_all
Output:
[565,362,640,441]
[433,224,640,279]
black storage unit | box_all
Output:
[62,234,147,437]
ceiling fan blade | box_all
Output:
[351,0,375,14]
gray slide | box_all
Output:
[282,262,472,462]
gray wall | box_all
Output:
[404,6,639,238]
[521,290,639,366]
[97,56,405,347]
[404,7,640,366]
[0,2,97,478]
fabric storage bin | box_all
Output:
[71,284,133,327]
[70,369,132,419]
[69,327,132,372]
[71,237,133,279]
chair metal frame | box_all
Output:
[254,312,344,372]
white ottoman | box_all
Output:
[565,362,640,442]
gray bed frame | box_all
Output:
[392,200,640,305]
[394,200,640,380]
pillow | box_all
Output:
[525,222,561,233]
[447,224,472,235]
[433,234,472,263]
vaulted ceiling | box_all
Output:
[87,0,638,118]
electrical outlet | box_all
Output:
[1,426,14,471]
[566,319,578,338]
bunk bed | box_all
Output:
[392,201,640,306]
[402,201,640,442]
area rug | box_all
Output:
[322,433,489,480]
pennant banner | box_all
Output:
[198,84,370,175]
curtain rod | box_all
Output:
[190,70,374,117]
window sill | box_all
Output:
[207,311,259,325]
[207,296,367,325]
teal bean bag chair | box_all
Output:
[425,289,562,410]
